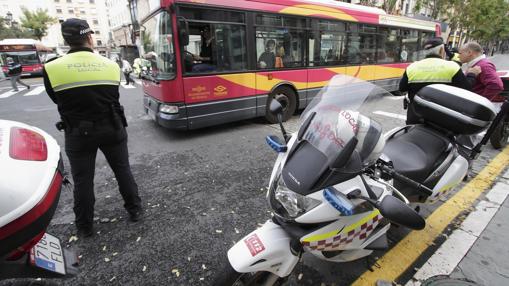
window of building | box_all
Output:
[95,30,100,34]
[89,0,95,3]
[93,19,98,25]
[97,40,102,46]
[56,8,62,13]
[80,10,86,14]
[66,0,71,3]
[54,0,59,2]
[68,9,74,14]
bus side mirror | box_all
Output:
[178,17,189,46]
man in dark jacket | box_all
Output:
[459,42,504,102]
[43,19,142,237]
[7,57,30,91]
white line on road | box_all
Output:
[373,111,407,121]
[134,79,141,85]
[122,84,136,89]
[0,88,26,99]
[24,86,45,96]
[406,175,509,286]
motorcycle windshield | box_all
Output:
[299,75,402,174]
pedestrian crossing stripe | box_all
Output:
[24,86,46,97]
[0,88,26,99]
[122,84,136,89]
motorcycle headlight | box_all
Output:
[271,177,321,219]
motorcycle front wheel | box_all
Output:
[214,261,284,286]
[490,114,509,149]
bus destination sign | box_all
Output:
[0,45,34,51]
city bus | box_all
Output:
[139,0,439,130]
[0,39,53,77]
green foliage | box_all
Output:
[0,16,34,40]
[19,7,57,41]
[414,0,509,44]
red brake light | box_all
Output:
[9,127,48,161]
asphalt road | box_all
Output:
[1,54,508,286]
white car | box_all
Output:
[0,120,78,279]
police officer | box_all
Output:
[43,19,142,237]
[399,37,477,124]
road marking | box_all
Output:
[0,88,26,99]
[352,145,509,286]
[122,84,136,89]
[24,86,45,96]
[134,79,141,85]
[373,111,407,121]
[406,178,509,286]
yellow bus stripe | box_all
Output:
[352,145,509,285]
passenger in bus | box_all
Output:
[275,46,285,68]
[191,26,216,73]
[258,39,276,69]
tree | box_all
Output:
[19,7,57,41]
[0,16,34,40]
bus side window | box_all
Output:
[377,27,399,64]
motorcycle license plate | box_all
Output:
[30,233,66,275]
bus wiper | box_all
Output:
[141,73,160,84]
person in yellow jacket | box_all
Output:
[399,37,479,124]
[43,19,142,238]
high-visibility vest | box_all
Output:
[406,57,460,84]
[45,51,120,92]
[451,53,461,63]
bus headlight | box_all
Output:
[159,104,179,114]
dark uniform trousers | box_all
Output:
[65,118,141,229]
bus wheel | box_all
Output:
[265,86,297,124]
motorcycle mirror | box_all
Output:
[377,196,425,230]
[269,100,284,117]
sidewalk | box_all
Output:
[407,170,509,286]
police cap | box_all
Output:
[423,37,444,50]
[61,18,94,40]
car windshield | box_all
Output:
[299,75,405,172]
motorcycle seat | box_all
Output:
[383,125,451,184]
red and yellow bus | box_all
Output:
[140,0,439,130]
[0,39,53,77]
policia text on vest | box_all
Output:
[43,46,142,236]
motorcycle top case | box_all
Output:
[412,84,496,135]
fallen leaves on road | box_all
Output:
[102,245,107,251]
[136,236,141,242]
[109,276,116,282]
[298,273,303,280]
[68,235,78,243]
[234,228,240,234]
[171,268,180,277]
[202,264,207,270]
[112,252,118,256]
[215,230,223,234]
[142,265,147,272]
[104,257,111,262]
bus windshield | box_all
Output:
[141,11,175,80]
[0,51,39,65]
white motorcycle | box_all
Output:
[215,75,502,285]
[0,120,78,279]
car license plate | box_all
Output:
[30,233,66,275]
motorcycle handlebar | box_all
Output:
[379,165,434,197]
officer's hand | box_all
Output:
[467,66,482,76]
